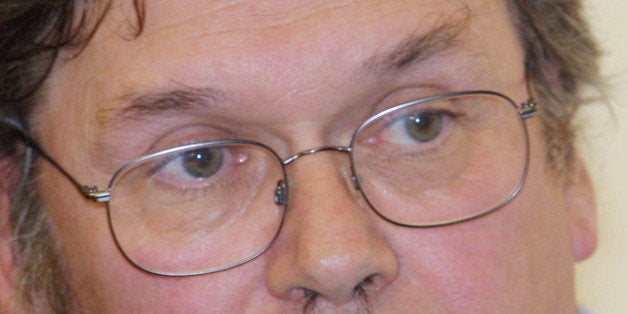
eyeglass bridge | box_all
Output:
[281,146,352,165]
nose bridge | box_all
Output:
[280,145,361,198]
[265,144,399,305]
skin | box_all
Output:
[0,0,597,312]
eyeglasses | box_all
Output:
[4,90,536,277]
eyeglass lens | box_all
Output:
[351,92,527,226]
[108,142,286,276]
[105,92,528,276]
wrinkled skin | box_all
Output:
[0,0,596,313]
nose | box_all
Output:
[265,149,399,307]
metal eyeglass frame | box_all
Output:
[4,89,537,218]
[2,90,537,276]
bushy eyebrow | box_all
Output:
[96,86,225,128]
[97,16,468,128]
[365,12,468,73]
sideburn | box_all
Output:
[9,154,74,313]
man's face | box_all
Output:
[17,0,595,312]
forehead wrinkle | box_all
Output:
[140,1,361,41]
[91,2,475,135]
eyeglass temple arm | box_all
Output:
[2,95,537,204]
[1,115,110,203]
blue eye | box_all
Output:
[404,111,444,143]
[182,147,224,179]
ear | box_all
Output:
[565,157,598,262]
[0,157,21,312]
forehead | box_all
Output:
[42,0,522,143]
[53,0,514,91]
[35,0,526,182]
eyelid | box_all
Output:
[378,95,461,128]
[145,124,238,155]
[146,145,238,191]
[372,87,450,113]
[357,96,464,149]
[390,111,455,143]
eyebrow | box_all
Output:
[96,87,225,128]
[98,16,468,127]
[365,18,468,73]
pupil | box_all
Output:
[183,147,224,178]
[405,112,443,142]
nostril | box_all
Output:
[354,274,375,296]
[286,287,318,302]
[298,275,377,312]
[302,288,319,313]
[304,288,318,301]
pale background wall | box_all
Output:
[575,0,628,313]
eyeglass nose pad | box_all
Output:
[351,174,361,190]
[274,179,288,205]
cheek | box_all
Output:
[389,209,571,311]
[385,131,574,311]
[39,172,275,312]
[37,169,122,309]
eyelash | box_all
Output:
[147,145,238,192]
[363,109,459,149]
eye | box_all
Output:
[404,111,444,143]
[373,109,455,146]
[151,145,236,190]
[182,147,224,179]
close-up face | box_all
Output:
[1,0,598,312]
